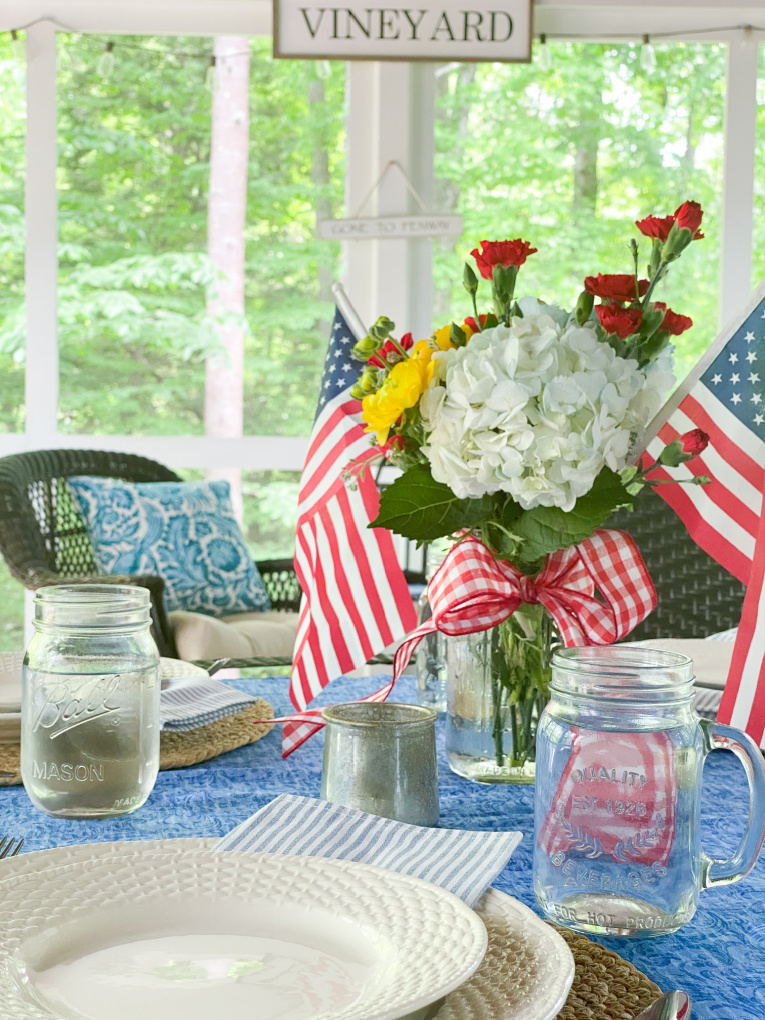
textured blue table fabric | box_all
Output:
[1,674,763,1020]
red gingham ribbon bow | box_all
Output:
[277,528,655,756]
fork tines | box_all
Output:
[0,837,23,859]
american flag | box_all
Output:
[638,282,765,746]
[285,291,417,756]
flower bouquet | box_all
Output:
[350,202,709,783]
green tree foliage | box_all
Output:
[434,42,727,381]
[0,36,25,433]
[0,34,346,436]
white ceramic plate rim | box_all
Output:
[0,843,487,1020]
[0,839,573,1020]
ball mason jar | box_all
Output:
[534,646,765,937]
[21,585,160,819]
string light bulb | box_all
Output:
[10,30,24,65]
[97,41,115,79]
[640,34,657,73]
[314,60,332,80]
[204,55,219,93]
[538,33,552,71]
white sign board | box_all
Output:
[318,214,463,240]
[274,0,532,62]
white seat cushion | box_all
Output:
[170,610,299,661]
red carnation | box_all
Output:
[635,214,676,242]
[674,200,704,239]
[585,274,649,304]
[471,239,538,280]
[679,429,709,457]
[368,332,413,369]
[654,302,693,336]
[596,304,643,340]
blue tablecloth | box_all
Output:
[1,674,763,1020]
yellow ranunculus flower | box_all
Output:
[362,356,433,444]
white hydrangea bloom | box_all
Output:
[421,313,675,511]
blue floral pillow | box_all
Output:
[67,477,271,617]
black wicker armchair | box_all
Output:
[0,449,301,660]
[606,487,745,641]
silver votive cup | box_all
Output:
[320,702,439,827]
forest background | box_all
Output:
[0,33,762,650]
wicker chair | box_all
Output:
[606,487,745,640]
[0,449,301,662]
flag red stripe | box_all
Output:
[305,398,363,466]
[645,461,753,584]
[318,491,377,660]
[649,424,761,538]
[719,511,765,739]
[337,481,398,648]
[676,393,765,490]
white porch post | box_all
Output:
[344,61,435,339]
[719,29,759,327]
[24,21,59,442]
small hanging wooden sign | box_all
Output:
[318,214,463,240]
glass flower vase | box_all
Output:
[445,605,557,785]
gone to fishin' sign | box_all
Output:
[273,0,532,61]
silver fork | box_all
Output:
[0,837,23,859]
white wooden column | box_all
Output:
[24,21,59,441]
[344,61,435,339]
[720,29,759,327]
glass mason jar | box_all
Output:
[534,647,765,937]
[445,605,557,784]
[415,543,451,714]
[21,585,160,819]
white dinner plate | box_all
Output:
[0,845,487,1020]
[0,657,209,744]
[0,839,574,1020]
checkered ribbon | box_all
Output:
[269,528,655,757]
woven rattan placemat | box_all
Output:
[552,923,662,1020]
[0,700,274,786]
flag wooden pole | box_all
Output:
[331,282,367,342]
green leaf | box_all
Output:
[370,463,492,541]
[512,469,633,564]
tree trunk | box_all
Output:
[573,79,602,214]
[204,37,250,522]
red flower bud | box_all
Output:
[585,274,650,304]
[380,434,406,459]
[679,428,709,457]
[673,200,704,239]
[653,302,693,336]
[470,239,538,280]
[464,313,489,333]
[368,332,413,369]
[596,304,643,339]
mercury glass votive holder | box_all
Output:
[321,702,439,826]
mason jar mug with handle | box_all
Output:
[533,646,765,937]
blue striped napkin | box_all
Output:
[215,794,522,907]
[160,676,257,731]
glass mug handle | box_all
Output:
[699,719,765,889]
